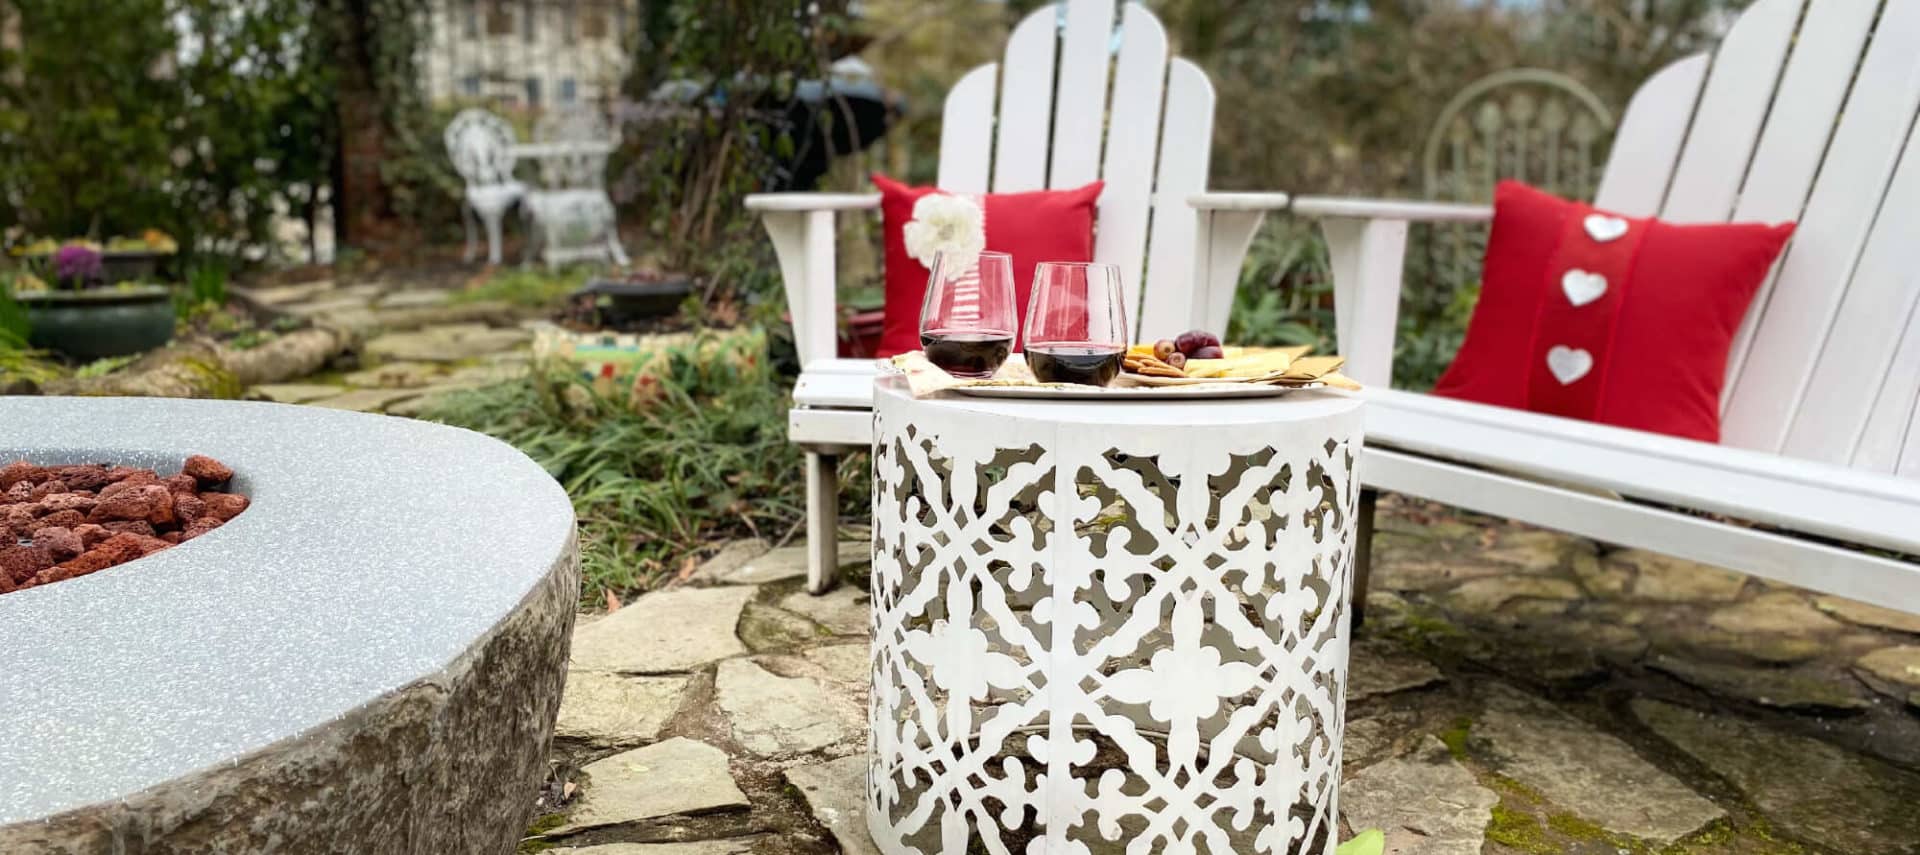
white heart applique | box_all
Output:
[1584,214,1629,243]
[1546,346,1593,385]
[1561,269,1608,307]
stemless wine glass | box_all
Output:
[1023,261,1128,386]
[919,250,1017,379]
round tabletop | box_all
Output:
[874,374,1365,428]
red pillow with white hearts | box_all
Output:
[873,174,1104,358]
[1432,181,1795,442]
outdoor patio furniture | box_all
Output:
[445,108,528,265]
[745,0,1291,593]
[1288,0,1920,615]
[869,378,1362,853]
[521,106,630,269]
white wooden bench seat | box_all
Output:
[1363,389,1920,607]
[1304,0,1920,616]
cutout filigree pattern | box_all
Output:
[869,396,1362,854]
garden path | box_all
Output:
[233,277,539,413]
[532,498,1920,854]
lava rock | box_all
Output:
[74,524,110,549]
[52,465,113,492]
[0,461,44,489]
[200,492,250,522]
[182,517,224,541]
[38,493,96,515]
[4,455,249,598]
[174,494,207,523]
[98,473,160,502]
[100,520,157,538]
[4,505,39,537]
[0,545,53,585]
[36,509,85,531]
[91,484,170,523]
[182,454,235,486]
[29,527,82,560]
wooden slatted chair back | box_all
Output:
[936,0,1215,341]
[1590,0,1920,477]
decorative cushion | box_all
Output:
[1432,181,1795,442]
[873,174,1103,357]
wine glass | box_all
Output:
[1024,261,1128,385]
[919,250,1017,379]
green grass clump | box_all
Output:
[422,328,864,603]
[452,267,590,308]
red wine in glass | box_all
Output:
[919,250,1017,379]
[1027,343,1124,385]
[921,330,1014,378]
[1024,261,1129,386]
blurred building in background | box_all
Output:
[419,0,640,111]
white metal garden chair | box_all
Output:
[445,108,528,266]
[745,0,1289,593]
[1291,0,1920,615]
[522,106,630,269]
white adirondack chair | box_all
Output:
[746,0,1289,593]
[1292,0,1920,616]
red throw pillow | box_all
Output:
[1433,181,1795,442]
[873,174,1103,357]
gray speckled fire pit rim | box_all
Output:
[0,397,576,823]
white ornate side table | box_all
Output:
[868,377,1365,854]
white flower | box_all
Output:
[901,192,985,273]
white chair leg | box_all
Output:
[481,209,506,266]
[522,203,537,267]
[805,451,840,595]
[462,204,479,264]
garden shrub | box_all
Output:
[0,0,336,265]
[421,327,865,602]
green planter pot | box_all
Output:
[16,286,175,360]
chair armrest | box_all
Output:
[746,196,879,365]
[1290,196,1491,223]
[745,193,881,213]
[1277,197,1490,386]
[1184,191,1292,211]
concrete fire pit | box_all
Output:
[0,397,579,854]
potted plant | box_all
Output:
[8,241,175,359]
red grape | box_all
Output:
[1174,329,1221,355]
[1190,345,1224,359]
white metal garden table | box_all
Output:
[868,376,1365,854]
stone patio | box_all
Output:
[234,278,539,414]
[528,495,1920,854]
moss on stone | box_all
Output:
[1437,716,1474,760]
[523,813,566,836]
[1485,802,1556,853]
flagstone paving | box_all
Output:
[528,496,1920,854]
[232,277,542,414]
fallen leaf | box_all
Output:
[1336,829,1384,855]
[562,781,577,800]
[603,589,622,614]
[674,554,700,582]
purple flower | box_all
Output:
[52,244,102,285]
